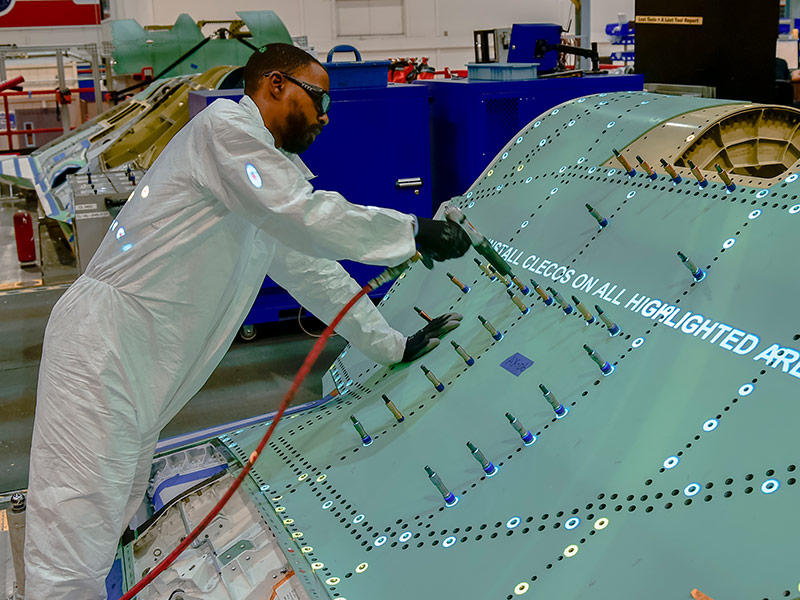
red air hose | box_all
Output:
[120,283,373,600]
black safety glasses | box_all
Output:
[268,71,331,116]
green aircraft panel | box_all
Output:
[206,92,800,600]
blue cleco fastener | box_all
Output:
[660,158,682,184]
[507,289,530,315]
[350,415,372,446]
[572,295,596,324]
[539,384,568,418]
[447,272,470,294]
[421,365,445,392]
[715,163,736,192]
[478,315,503,341]
[382,394,404,422]
[451,340,475,366]
[510,274,531,295]
[595,305,620,336]
[677,251,706,282]
[612,148,637,177]
[584,344,614,375]
[548,287,574,315]
[531,279,554,305]
[425,465,458,506]
[688,159,708,188]
[585,203,609,228]
[506,412,536,445]
[636,155,658,181]
[467,441,498,476]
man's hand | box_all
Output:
[401,312,463,363]
[415,218,471,268]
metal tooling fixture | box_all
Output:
[0,65,242,248]
[137,92,800,599]
[69,170,143,273]
[111,11,292,77]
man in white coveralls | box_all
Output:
[25,43,470,598]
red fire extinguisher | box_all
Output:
[13,210,36,266]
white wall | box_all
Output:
[591,0,635,37]
[1,0,635,68]
[591,0,635,57]
[105,0,634,68]
[0,25,105,48]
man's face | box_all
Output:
[282,63,330,155]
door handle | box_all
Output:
[395,177,423,189]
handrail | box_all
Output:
[0,86,94,150]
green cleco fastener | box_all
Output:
[451,340,475,366]
[382,394,404,422]
[421,364,445,392]
[539,383,568,418]
[595,305,620,336]
[677,250,706,281]
[425,465,458,506]
[583,344,614,375]
[478,315,504,341]
[350,415,372,446]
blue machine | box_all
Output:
[188,82,432,327]
[421,74,644,207]
[506,23,562,73]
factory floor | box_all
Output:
[0,191,347,495]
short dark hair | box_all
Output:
[243,43,323,95]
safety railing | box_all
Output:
[0,86,92,151]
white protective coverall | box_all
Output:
[25,94,417,599]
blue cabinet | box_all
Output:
[189,84,432,324]
[420,74,644,206]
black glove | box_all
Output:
[415,218,471,268]
[401,312,463,363]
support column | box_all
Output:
[55,49,70,135]
[91,43,103,114]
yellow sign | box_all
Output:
[635,15,704,25]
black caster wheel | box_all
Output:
[238,324,257,342]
